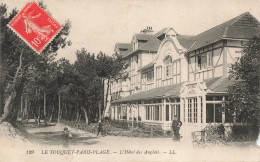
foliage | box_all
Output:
[230,124,258,141]
[0,2,125,125]
[0,1,71,124]
[225,36,260,126]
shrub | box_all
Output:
[231,124,258,141]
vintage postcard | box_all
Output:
[0,0,260,161]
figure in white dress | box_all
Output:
[22,11,53,40]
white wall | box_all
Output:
[141,52,157,67]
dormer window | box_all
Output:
[119,48,128,51]
[133,40,138,50]
[164,28,177,38]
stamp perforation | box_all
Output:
[7,1,63,54]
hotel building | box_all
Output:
[104,12,260,132]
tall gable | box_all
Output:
[224,12,260,39]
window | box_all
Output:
[172,62,176,75]
[166,105,169,121]
[197,52,213,70]
[122,106,127,119]
[197,54,207,70]
[207,52,213,67]
[155,106,160,120]
[200,97,203,123]
[166,65,172,77]
[176,60,180,74]
[215,104,222,123]
[188,99,192,123]
[145,105,162,121]
[193,98,197,123]
[206,104,214,123]
[146,106,150,120]
[117,107,121,119]
[206,103,223,123]
[171,105,175,121]
[189,57,195,71]
[133,40,138,50]
[156,66,162,79]
[164,56,172,78]
[183,99,185,122]
[147,71,154,82]
[142,73,146,83]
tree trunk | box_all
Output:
[37,88,40,126]
[98,101,102,122]
[20,93,23,119]
[37,104,40,126]
[0,50,24,123]
[23,97,28,120]
[63,99,68,119]
[81,106,89,125]
[57,92,61,123]
[43,91,47,126]
[258,41,260,134]
[104,78,110,112]
[76,92,79,121]
[76,108,79,121]
[0,33,3,117]
[49,104,54,123]
[1,83,24,124]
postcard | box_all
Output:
[0,0,260,161]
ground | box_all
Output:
[0,121,259,162]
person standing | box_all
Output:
[63,127,72,147]
[172,115,182,140]
[97,121,103,137]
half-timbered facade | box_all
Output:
[104,12,260,132]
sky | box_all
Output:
[1,0,260,63]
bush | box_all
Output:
[231,124,258,141]
[109,120,129,130]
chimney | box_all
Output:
[140,26,154,34]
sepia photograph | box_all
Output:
[0,0,260,161]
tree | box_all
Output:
[0,2,71,124]
[74,48,97,124]
[96,52,127,117]
[225,36,260,129]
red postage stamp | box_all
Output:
[8,2,62,53]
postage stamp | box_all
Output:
[8,1,62,53]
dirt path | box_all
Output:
[11,121,260,162]
[16,122,99,147]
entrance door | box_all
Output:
[170,104,180,121]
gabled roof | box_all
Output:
[115,43,132,50]
[133,33,154,41]
[123,31,164,58]
[116,12,260,59]
[115,43,133,57]
[138,37,161,51]
[187,12,260,52]
[154,28,168,37]
[176,35,195,49]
